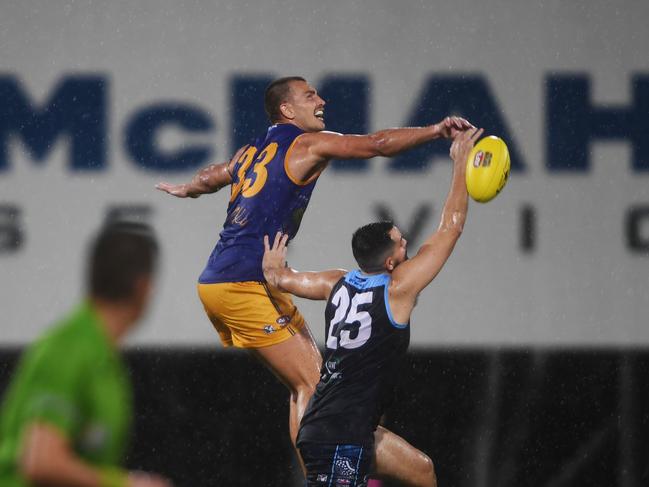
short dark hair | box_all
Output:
[87,221,158,300]
[264,76,306,123]
[351,221,395,272]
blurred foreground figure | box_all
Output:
[262,129,484,486]
[156,76,473,458]
[0,222,172,487]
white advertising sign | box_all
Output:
[1,0,647,346]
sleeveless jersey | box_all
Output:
[199,123,318,283]
[297,270,411,447]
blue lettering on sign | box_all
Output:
[389,75,525,172]
[0,75,107,171]
[1,72,648,174]
[125,103,214,171]
[319,75,370,171]
[546,75,649,171]
[230,75,272,153]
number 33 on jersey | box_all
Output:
[224,123,319,241]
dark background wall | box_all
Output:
[1,348,648,487]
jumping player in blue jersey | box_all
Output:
[156,76,473,457]
[261,128,483,486]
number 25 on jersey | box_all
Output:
[327,287,373,350]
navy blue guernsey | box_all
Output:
[298,270,410,447]
[199,123,317,284]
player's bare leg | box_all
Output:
[371,426,436,487]
[250,324,322,468]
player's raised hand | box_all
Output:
[155,182,194,198]
[263,232,289,274]
[434,116,475,140]
[450,127,484,166]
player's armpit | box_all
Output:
[225,145,247,179]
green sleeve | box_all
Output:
[14,339,87,438]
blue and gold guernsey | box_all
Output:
[199,123,317,284]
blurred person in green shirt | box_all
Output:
[0,221,172,487]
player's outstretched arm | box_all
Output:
[262,232,346,301]
[155,145,247,198]
[20,422,173,487]
[391,128,484,300]
[302,116,473,162]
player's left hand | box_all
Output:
[262,232,289,276]
[434,116,474,140]
[155,182,196,198]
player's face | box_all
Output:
[286,80,326,132]
[387,226,408,269]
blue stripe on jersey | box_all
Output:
[344,270,389,289]
[344,270,409,329]
[383,284,408,329]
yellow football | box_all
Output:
[465,136,511,203]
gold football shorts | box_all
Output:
[197,281,306,348]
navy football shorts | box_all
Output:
[299,443,373,487]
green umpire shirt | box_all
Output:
[0,301,132,486]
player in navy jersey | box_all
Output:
[262,128,484,486]
[156,76,474,457]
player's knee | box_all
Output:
[296,366,320,392]
[285,377,316,403]
[294,380,316,400]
